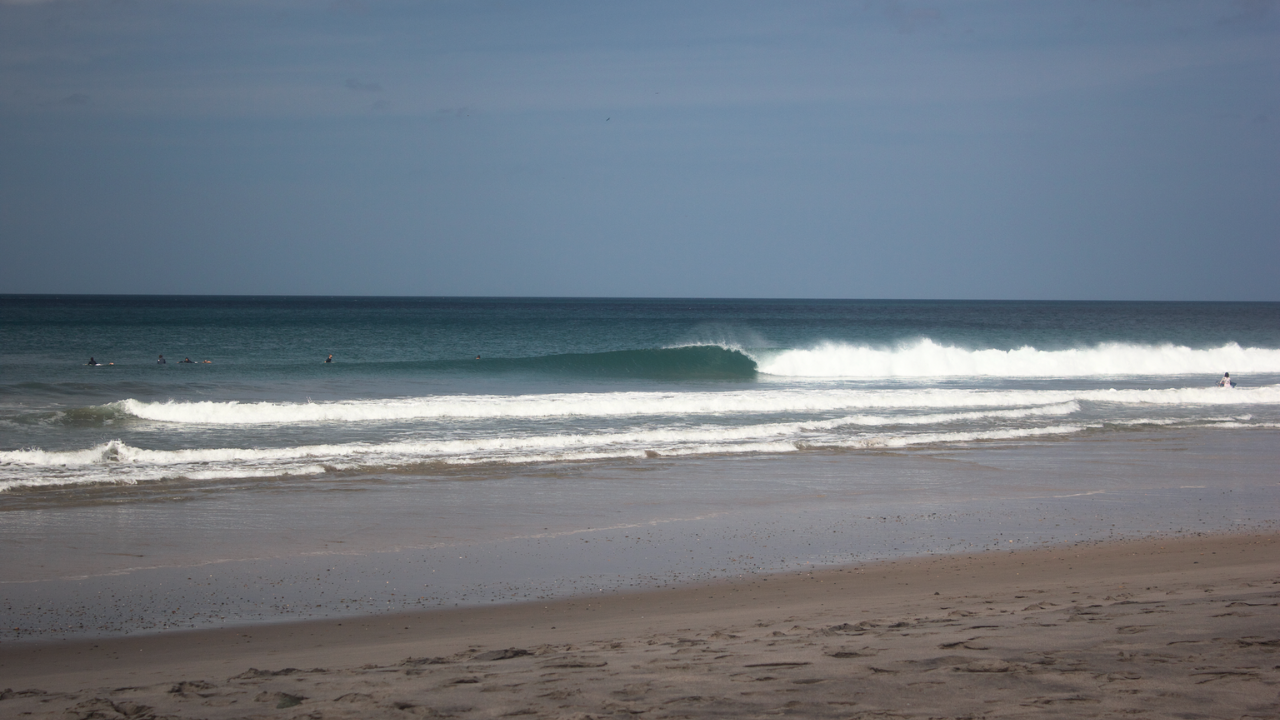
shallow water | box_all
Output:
[3,427,1276,641]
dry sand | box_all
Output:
[2,532,1276,719]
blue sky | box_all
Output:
[1,0,1277,299]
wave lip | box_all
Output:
[753,340,1280,378]
[475,345,757,379]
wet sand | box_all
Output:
[2,532,1276,719]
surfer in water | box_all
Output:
[86,357,99,366]
[326,354,333,363]
[157,355,166,364]
[1218,372,1235,388]
[180,357,194,364]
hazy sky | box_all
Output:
[1,0,1277,299]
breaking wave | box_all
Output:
[753,340,1280,378]
[467,340,1280,380]
[469,345,757,379]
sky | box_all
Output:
[1,0,1277,300]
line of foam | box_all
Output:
[2,404,1080,470]
[105,385,1280,425]
[0,417,1097,491]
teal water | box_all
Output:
[3,296,1279,493]
[5,296,1280,378]
[2,297,1278,640]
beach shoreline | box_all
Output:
[4,531,1276,718]
[7,427,1278,648]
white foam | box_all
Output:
[0,406,1254,491]
[828,402,1079,427]
[0,399,1100,490]
[0,411,1088,490]
[106,384,1280,426]
[1,469,324,493]
[752,340,1280,378]
[8,380,1278,491]
[825,424,1087,449]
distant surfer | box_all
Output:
[325,354,333,363]
[180,357,194,364]
[475,355,481,360]
[86,357,99,366]
[1218,372,1235,388]
[157,355,166,364]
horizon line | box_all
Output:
[1,294,1275,304]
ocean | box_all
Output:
[3,296,1279,639]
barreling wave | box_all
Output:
[95,384,1280,426]
[753,340,1280,378]
[466,345,757,379]
[422,340,1280,380]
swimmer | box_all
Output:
[1218,372,1235,388]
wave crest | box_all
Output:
[753,340,1280,378]
[478,345,757,379]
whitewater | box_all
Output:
[3,297,1280,495]
[5,378,1278,491]
[4,296,1280,642]
[100,382,1280,426]
[752,339,1280,377]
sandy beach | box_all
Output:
[2,532,1276,719]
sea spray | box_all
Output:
[753,340,1280,378]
